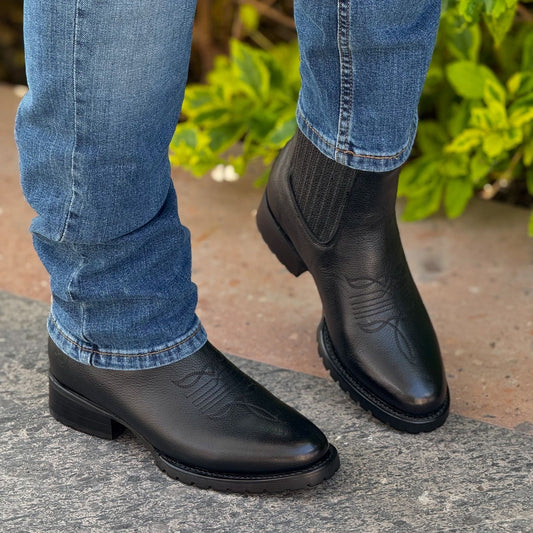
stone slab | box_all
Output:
[1,292,532,532]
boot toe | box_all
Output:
[393,378,448,416]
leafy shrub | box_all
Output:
[401,0,533,235]
[170,39,299,186]
[170,0,533,234]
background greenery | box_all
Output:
[170,0,533,235]
[2,0,532,233]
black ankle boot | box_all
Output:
[257,129,449,433]
[48,337,339,492]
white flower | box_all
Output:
[223,164,240,182]
[210,164,240,183]
[211,164,226,182]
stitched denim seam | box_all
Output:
[59,0,81,242]
[299,111,411,161]
[65,245,90,348]
[336,0,353,164]
[50,313,203,357]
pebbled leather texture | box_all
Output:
[49,337,331,474]
[263,134,449,420]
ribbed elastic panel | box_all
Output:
[289,130,356,243]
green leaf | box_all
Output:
[170,125,198,150]
[170,40,302,181]
[529,211,533,237]
[471,100,507,130]
[239,5,260,32]
[169,146,221,177]
[247,109,279,140]
[524,137,533,167]
[398,157,431,196]
[169,126,223,176]
[513,72,533,99]
[483,1,517,46]
[445,128,483,153]
[458,0,483,21]
[207,122,248,153]
[470,107,495,130]
[447,101,472,137]
[401,180,444,221]
[483,78,507,106]
[509,94,533,127]
[253,168,271,188]
[446,61,499,99]
[399,157,441,193]
[193,106,233,126]
[470,149,492,183]
[442,153,469,177]
[445,178,474,218]
[509,108,533,130]
[268,41,301,93]
[484,0,507,17]
[488,101,508,127]
[482,132,505,157]
[507,73,522,96]
[227,154,247,176]
[230,40,270,101]
[447,22,482,62]
[264,115,297,149]
[522,32,533,72]
[416,121,449,155]
[182,85,217,114]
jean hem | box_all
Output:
[296,107,417,172]
[48,313,208,370]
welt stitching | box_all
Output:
[51,314,203,357]
[161,451,334,480]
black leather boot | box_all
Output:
[256,129,449,433]
[48,337,339,492]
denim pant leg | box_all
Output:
[15,0,207,369]
[294,0,441,172]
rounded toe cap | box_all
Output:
[392,376,449,416]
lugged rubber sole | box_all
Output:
[49,374,340,493]
[317,319,450,433]
[257,191,450,433]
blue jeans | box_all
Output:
[15,0,440,370]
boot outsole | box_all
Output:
[49,373,340,493]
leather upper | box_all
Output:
[265,137,448,415]
[49,338,329,474]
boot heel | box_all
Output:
[256,193,308,277]
[49,374,125,440]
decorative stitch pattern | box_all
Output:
[347,276,416,365]
[172,361,280,422]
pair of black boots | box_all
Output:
[48,130,449,493]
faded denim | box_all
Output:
[295,0,441,171]
[16,0,440,369]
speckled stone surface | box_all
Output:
[1,291,532,533]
